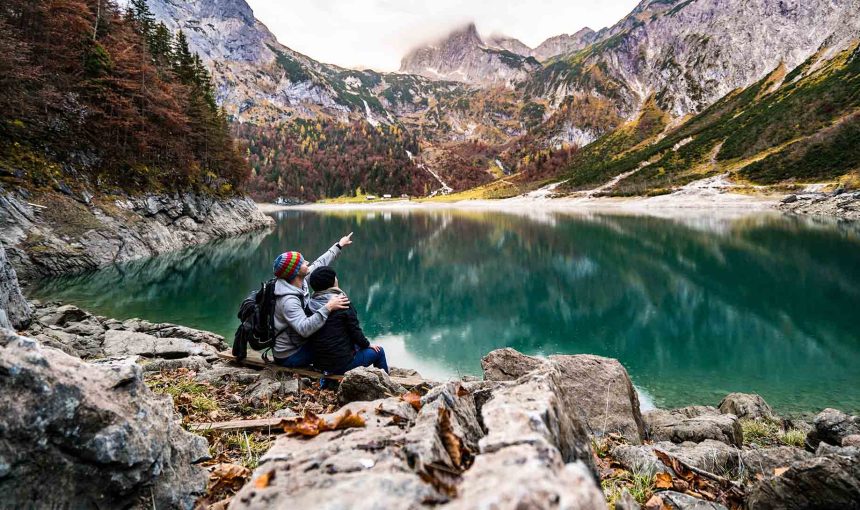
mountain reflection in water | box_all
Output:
[31,209,860,414]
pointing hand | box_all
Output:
[338,232,354,248]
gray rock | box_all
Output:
[843,434,860,447]
[644,409,743,447]
[389,366,422,378]
[0,243,30,328]
[0,329,207,509]
[62,319,106,337]
[140,356,212,373]
[273,408,297,419]
[34,328,103,359]
[448,447,604,510]
[479,367,595,471]
[481,347,546,381]
[481,348,645,443]
[337,366,406,404]
[38,304,88,327]
[656,491,729,509]
[195,363,261,385]
[740,446,813,480]
[747,447,860,509]
[548,353,645,443]
[102,329,220,359]
[806,408,860,448]
[718,393,776,421]
[613,440,739,477]
[243,376,299,407]
[0,191,273,281]
[615,490,641,510]
[229,400,446,509]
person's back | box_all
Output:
[307,266,388,375]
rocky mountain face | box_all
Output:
[526,0,860,119]
[146,0,463,125]
[400,23,542,87]
[486,28,598,62]
[531,28,597,61]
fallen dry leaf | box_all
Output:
[402,392,422,410]
[282,409,366,437]
[330,409,366,430]
[456,385,469,397]
[773,466,790,477]
[254,470,275,488]
[208,463,250,493]
[655,472,673,489]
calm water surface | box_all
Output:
[31,209,860,414]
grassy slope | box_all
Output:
[546,41,860,195]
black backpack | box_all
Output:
[232,278,286,361]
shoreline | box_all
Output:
[257,189,783,217]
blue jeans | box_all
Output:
[274,343,314,368]
[337,347,389,374]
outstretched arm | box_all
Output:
[309,232,354,273]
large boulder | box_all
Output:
[612,439,738,477]
[718,393,776,421]
[806,408,860,448]
[102,329,220,359]
[479,367,595,470]
[644,408,743,447]
[747,447,860,509]
[0,329,208,509]
[448,446,604,510]
[337,366,406,404]
[740,447,813,480]
[0,243,30,329]
[481,348,547,381]
[548,354,645,443]
[481,348,645,444]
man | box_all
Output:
[271,232,353,367]
[307,266,388,374]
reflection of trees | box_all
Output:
[33,209,860,413]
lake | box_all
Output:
[30,208,860,414]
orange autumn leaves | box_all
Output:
[281,409,367,437]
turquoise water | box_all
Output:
[30,209,860,414]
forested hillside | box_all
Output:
[235,119,435,201]
[0,0,247,194]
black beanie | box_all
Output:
[309,266,337,292]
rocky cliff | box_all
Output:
[400,23,542,87]
[526,0,860,119]
[0,188,273,281]
[146,0,465,125]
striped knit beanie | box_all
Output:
[273,251,305,281]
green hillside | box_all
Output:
[551,41,860,196]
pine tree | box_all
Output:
[171,30,195,84]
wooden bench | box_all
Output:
[216,350,426,388]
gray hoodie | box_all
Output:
[272,243,341,359]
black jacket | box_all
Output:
[307,289,370,372]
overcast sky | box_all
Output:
[244,0,640,71]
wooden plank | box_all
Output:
[189,417,283,433]
[217,350,427,388]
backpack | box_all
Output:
[232,278,286,362]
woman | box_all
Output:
[306,266,388,375]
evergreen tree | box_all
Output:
[129,0,154,38]
[171,30,195,84]
[149,22,172,66]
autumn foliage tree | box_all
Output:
[236,119,435,201]
[0,0,248,193]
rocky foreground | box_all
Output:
[1,301,859,509]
